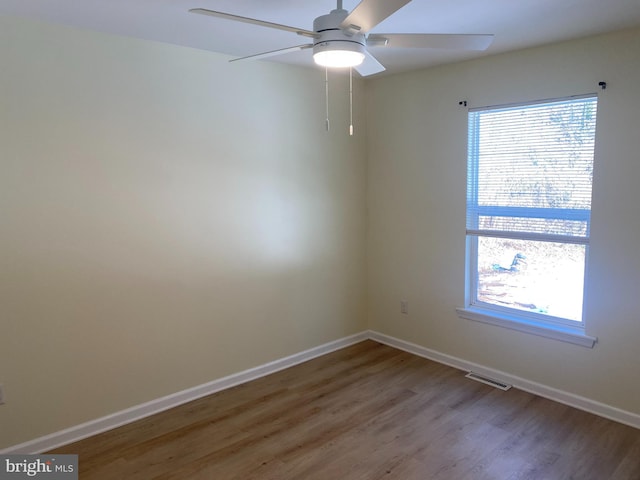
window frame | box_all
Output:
[457,95,598,348]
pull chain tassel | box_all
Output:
[349,67,354,136]
[325,67,330,132]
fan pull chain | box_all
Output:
[325,67,330,132]
[349,67,354,136]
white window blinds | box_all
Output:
[466,95,598,244]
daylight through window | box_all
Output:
[466,95,598,326]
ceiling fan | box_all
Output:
[190,0,494,76]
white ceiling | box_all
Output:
[2,0,640,76]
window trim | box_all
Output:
[456,306,597,348]
[459,94,599,347]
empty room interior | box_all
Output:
[1,0,640,478]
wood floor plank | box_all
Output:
[609,434,640,480]
[48,340,640,479]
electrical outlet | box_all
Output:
[400,300,409,314]
[0,384,5,405]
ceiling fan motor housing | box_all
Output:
[313,9,366,57]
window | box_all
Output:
[458,95,598,347]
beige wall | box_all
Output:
[0,16,367,449]
[366,28,640,415]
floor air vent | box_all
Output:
[465,372,512,391]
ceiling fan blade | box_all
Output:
[341,0,412,33]
[354,50,386,77]
[367,33,494,51]
[189,8,317,38]
[229,44,313,63]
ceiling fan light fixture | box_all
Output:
[313,41,365,68]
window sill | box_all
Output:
[456,307,597,348]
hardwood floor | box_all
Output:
[50,340,640,479]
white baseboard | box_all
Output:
[368,330,640,430]
[5,328,638,453]
[1,331,369,454]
